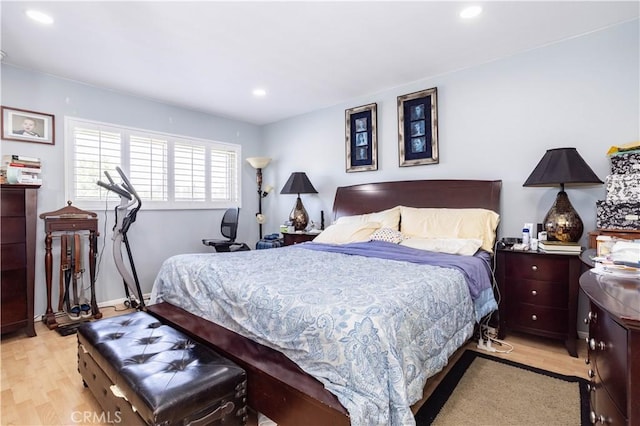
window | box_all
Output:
[65,117,241,210]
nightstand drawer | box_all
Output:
[504,254,570,281]
[508,303,568,335]
[510,278,568,308]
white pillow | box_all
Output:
[400,238,483,256]
[313,222,381,244]
[400,206,500,253]
[335,206,401,230]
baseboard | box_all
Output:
[34,293,152,321]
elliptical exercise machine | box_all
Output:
[97,167,145,309]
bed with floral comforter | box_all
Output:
[151,240,497,426]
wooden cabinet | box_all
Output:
[580,271,639,425]
[496,249,581,357]
[282,232,318,246]
[1,184,39,336]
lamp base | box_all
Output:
[543,190,583,243]
[289,196,309,231]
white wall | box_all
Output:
[261,20,639,336]
[263,20,639,241]
[1,65,264,317]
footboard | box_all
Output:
[146,302,350,426]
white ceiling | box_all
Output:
[2,1,638,125]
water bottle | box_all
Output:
[522,228,530,247]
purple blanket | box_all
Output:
[301,240,493,299]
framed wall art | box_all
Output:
[1,106,55,145]
[345,103,377,172]
[397,87,438,167]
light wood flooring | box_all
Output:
[1,306,588,426]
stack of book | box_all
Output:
[1,154,42,185]
[538,240,582,254]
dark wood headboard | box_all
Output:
[332,179,502,220]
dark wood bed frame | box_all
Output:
[147,179,501,425]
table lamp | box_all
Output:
[523,147,603,242]
[280,172,318,231]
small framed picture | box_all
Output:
[1,106,55,145]
[397,88,438,167]
[345,103,377,173]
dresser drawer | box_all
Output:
[508,303,568,335]
[504,254,569,281]
[509,278,568,308]
[0,189,25,217]
[591,383,627,425]
[0,243,26,271]
[589,303,628,417]
[1,217,26,244]
[0,269,27,325]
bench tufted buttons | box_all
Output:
[172,340,196,350]
[137,336,162,345]
[106,332,125,340]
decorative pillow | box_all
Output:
[369,228,404,244]
[400,238,483,256]
[335,206,401,230]
[400,206,500,253]
[313,222,381,244]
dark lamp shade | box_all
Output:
[280,172,318,195]
[280,172,317,232]
[523,147,603,187]
[523,147,603,243]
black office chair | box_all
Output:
[202,208,250,252]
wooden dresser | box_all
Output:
[581,270,639,425]
[496,249,581,357]
[1,184,40,336]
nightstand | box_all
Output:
[496,248,581,357]
[282,231,319,246]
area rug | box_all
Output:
[415,350,589,425]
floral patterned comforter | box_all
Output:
[151,242,497,426]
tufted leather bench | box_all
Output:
[77,311,247,425]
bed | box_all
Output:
[147,179,501,426]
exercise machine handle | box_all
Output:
[115,166,141,206]
[97,179,132,200]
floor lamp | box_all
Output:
[246,157,272,240]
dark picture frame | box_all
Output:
[1,106,55,145]
[345,103,377,172]
[397,87,438,167]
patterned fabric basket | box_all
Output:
[596,200,640,230]
[610,151,640,175]
[605,174,640,203]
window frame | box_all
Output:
[64,116,242,211]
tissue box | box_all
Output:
[596,200,640,230]
[605,174,640,202]
[610,151,640,175]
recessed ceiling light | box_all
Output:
[26,9,54,25]
[460,6,482,19]
[252,88,267,97]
